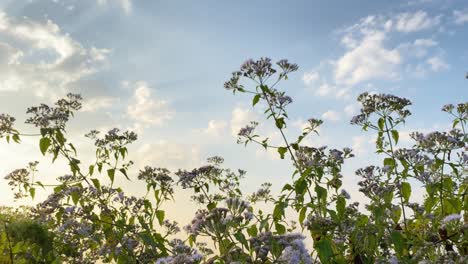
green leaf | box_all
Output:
[384,158,395,168]
[390,231,405,256]
[12,134,20,143]
[275,117,285,129]
[89,165,95,176]
[119,168,130,180]
[119,147,127,159]
[336,196,345,219]
[299,207,307,224]
[247,225,258,237]
[316,239,334,263]
[71,191,79,205]
[275,223,286,234]
[107,169,115,183]
[378,117,385,131]
[29,187,36,199]
[277,147,287,159]
[91,178,101,190]
[156,210,165,225]
[55,130,65,145]
[273,202,285,220]
[315,185,327,204]
[401,182,411,203]
[391,130,399,145]
[252,94,261,106]
[234,232,248,248]
[39,137,51,155]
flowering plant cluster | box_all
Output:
[0,58,466,263]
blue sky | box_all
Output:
[0,0,467,219]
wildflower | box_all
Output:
[238,122,258,137]
[26,93,82,128]
[340,189,351,199]
[278,238,312,264]
[442,214,461,223]
[278,95,293,105]
[0,113,16,137]
[441,104,454,113]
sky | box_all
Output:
[0,0,467,222]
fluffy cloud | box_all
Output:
[0,11,110,97]
[327,10,445,89]
[230,106,256,136]
[453,9,468,25]
[426,56,449,71]
[335,31,401,86]
[321,110,341,122]
[81,97,117,112]
[136,140,201,170]
[394,11,440,33]
[203,120,228,137]
[302,71,320,85]
[344,103,359,117]
[127,82,174,130]
[97,0,132,15]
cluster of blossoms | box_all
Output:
[356,166,396,198]
[442,102,468,117]
[156,239,203,264]
[0,113,16,137]
[25,93,82,128]
[224,58,298,92]
[248,182,272,203]
[176,165,216,189]
[4,168,30,199]
[138,166,174,194]
[86,128,138,149]
[411,129,465,152]
[351,92,412,126]
[295,146,353,169]
[184,207,242,236]
[249,232,312,263]
[238,121,258,138]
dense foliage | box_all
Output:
[0,58,466,263]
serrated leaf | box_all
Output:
[91,178,101,190]
[316,239,334,263]
[29,187,35,199]
[107,169,115,183]
[252,94,261,106]
[39,137,51,155]
[120,168,130,180]
[378,117,385,131]
[277,147,287,159]
[401,182,411,203]
[391,130,399,145]
[156,210,165,225]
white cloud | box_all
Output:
[302,71,320,85]
[136,141,201,170]
[97,0,132,15]
[344,103,359,117]
[127,82,174,130]
[0,11,110,97]
[427,56,449,71]
[316,82,334,96]
[394,11,440,33]
[398,38,438,59]
[351,135,371,155]
[230,106,256,136]
[453,9,468,25]
[321,110,341,122]
[81,97,116,112]
[335,31,401,86]
[203,120,228,137]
